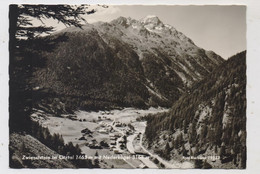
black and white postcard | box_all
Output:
[3,2,254,172]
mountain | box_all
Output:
[31,15,224,113]
[144,51,246,168]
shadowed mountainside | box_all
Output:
[144,51,246,169]
[31,16,224,113]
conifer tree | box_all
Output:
[9,4,99,133]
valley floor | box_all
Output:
[31,107,193,168]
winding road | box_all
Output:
[110,118,193,169]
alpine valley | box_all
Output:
[10,15,246,169]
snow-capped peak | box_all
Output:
[111,16,139,28]
[140,15,162,26]
[145,15,157,18]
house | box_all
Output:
[110,136,117,141]
[110,140,116,146]
[118,137,125,144]
[114,133,121,138]
[113,149,123,154]
[98,128,108,134]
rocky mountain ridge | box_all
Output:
[31,15,224,112]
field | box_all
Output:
[31,107,192,168]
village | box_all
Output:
[32,107,176,168]
[79,114,149,157]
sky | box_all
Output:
[36,5,246,59]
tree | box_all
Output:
[202,160,212,169]
[183,119,188,134]
[189,121,197,146]
[163,142,171,160]
[94,151,100,168]
[165,142,170,152]
[9,5,96,47]
[194,159,203,168]
[9,4,99,133]
[240,147,246,169]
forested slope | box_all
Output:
[144,51,246,169]
[30,16,223,113]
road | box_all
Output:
[139,133,179,168]
[109,119,190,169]
[111,120,159,168]
[126,134,136,154]
[127,132,158,168]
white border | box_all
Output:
[1,0,260,174]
